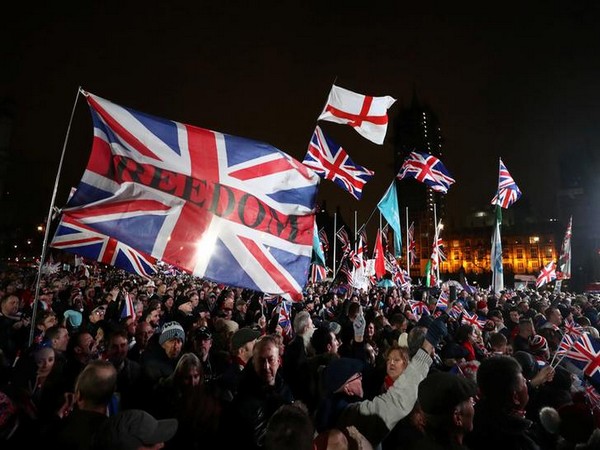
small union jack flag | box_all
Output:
[120,292,136,321]
[277,300,293,337]
[462,311,484,330]
[491,158,522,209]
[303,126,375,200]
[536,261,557,289]
[318,228,330,253]
[563,318,585,339]
[396,151,455,194]
[448,302,465,320]
[336,226,352,255]
[556,333,576,356]
[436,291,449,310]
[310,264,328,283]
[393,267,411,288]
[584,383,600,411]
[409,300,430,319]
[563,334,600,383]
[263,294,282,306]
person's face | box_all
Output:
[253,342,280,386]
[53,328,70,352]
[509,311,520,323]
[147,310,161,326]
[77,333,97,359]
[136,324,154,346]
[34,347,55,376]
[42,314,58,330]
[456,397,476,432]
[550,309,563,325]
[328,332,340,355]
[366,322,375,338]
[240,340,256,363]
[163,338,183,359]
[182,367,201,387]
[514,372,529,410]
[1,296,19,315]
[107,335,129,364]
[199,338,212,356]
[386,349,407,381]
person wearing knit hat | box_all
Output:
[529,334,550,364]
[416,371,477,448]
[158,321,185,360]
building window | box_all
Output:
[518,262,524,271]
[545,246,553,258]
[530,247,538,258]
[453,251,460,261]
[452,240,460,248]
[532,261,539,270]
[465,250,472,261]
[516,248,523,259]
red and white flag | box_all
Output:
[318,84,396,145]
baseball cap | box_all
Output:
[93,409,178,450]
[231,327,261,351]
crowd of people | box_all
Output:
[1,262,600,450]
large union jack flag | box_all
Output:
[51,215,157,278]
[303,126,374,200]
[396,151,455,194]
[491,158,522,209]
[62,90,319,300]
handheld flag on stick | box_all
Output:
[318,84,396,145]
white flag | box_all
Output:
[318,84,396,145]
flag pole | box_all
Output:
[354,210,358,253]
[406,207,410,270]
[29,86,83,346]
[333,212,337,279]
[433,203,440,286]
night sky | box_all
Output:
[3,2,600,235]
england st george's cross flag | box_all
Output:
[61,90,320,300]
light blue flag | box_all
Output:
[491,206,504,293]
[377,182,402,257]
[312,221,326,267]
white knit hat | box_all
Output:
[159,321,185,345]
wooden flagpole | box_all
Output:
[29,87,83,346]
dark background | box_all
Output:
[2,1,599,259]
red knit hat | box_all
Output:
[530,335,548,353]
